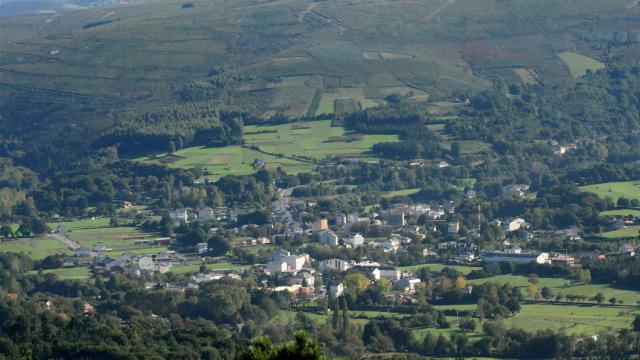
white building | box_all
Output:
[394,277,421,292]
[448,221,460,234]
[196,242,208,254]
[198,207,215,221]
[377,266,400,281]
[267,251,308,273]
[169,209,188,222]
[504,218,527,232]
[329,283,344,298]
[319,230,339,247]
[618,244,636,256]
[380,239,400,252]
[344,233,365,248]
[318,258,352,272]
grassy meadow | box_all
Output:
[0,218,169,261]
[138,120,398,178]
[168,262,248,274]
[381,188,421,198]
[0,238,71,259]
[398,263,481,275]
[505,304,638,335]
[28,267,92,280]
[580,181,640,203]
[600,209,640,216]
[558,52,606,78]
[599,225,640,239]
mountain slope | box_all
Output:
[0,0,638,163]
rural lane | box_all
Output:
[48,233,81,251]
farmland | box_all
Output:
[168,262,248,274]
[599,208,640,216]
[558,52,606,78]
[0,237,71,259]
[580,180,640,203]
[599,225,640,239]
[5,0,630,155]
[505,304,639,335]
[468,274,640,304]
[67,226,167,256]
[381,188,421,198]
[28,267,92,280]
[138,120,398,178]
[398,263,481,275]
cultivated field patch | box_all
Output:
[513,67,540,85]
[580,180,640,203]
[140,120,397,178]
[558,52,605,78]
[315,87,379,115]
[0,238,71,259]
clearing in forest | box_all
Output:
[558,52,605,78]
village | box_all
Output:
[55,183,639,306]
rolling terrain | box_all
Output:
[1,0,639,164]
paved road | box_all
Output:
[48,233,81,251]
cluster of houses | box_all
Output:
[93,252,180,276]
[168,207,237,223]
[260,250,424,300]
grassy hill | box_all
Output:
[0,0,638,159]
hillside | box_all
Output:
[0,0,639,164]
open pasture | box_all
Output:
[470,274,640,305]
[558,52,605,78]
[28,266,92,280]
[505,304,639,335]
[398,263,481,275]
[0,237,71,259]
[381,188,421,198]
[580,180,640,203]
[599,208,640,216]
[141,120,397,178]
[315,88,379,115]
[599,225,640,239]
[467,275,570,289]
[67,226,159,251]
[168,262,248,274]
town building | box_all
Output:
[343,233,365,248]
[448,221,460,234]
[318,258,352,272]
[312,218,329,232]
[319,230,339,247]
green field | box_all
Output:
[381,188,421,198]
[558,52,606,78]
[398,263,481,275]
[315,88,379,115]
[47,217,112,230]
[600,225,640,239]
[469,274,640,304]
[580,181,640,203]
[600,209,640,216]
[139,120,397,178]
[0,238,71,259]
[28,267,92,280]
[468,275,570,289]
[505,304,639,335]
[169,262,248,274]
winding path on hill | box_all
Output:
[425,0,455,21]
